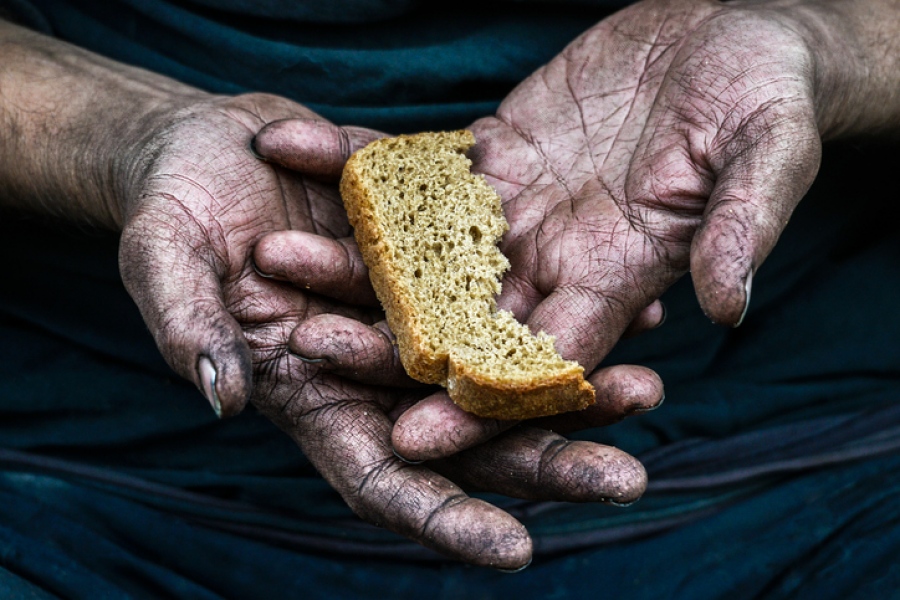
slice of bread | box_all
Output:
[340,130,595,420]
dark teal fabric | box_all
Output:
[13,0,618,132]
[2,449,899,599]
[2,141,898,598]
[1,0,900,597]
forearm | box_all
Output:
[0,18,208,227]
[760,0,900,139]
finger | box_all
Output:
[622,300,666,338]
[690,110,821,326]
[392,364,662,461]
[253,230,378,305]
[498,251,627,370]
[525,279,648,373]
[499,268,669,350]
[623,39,823,327]
[496,271,544,323]
[469,115,547,212]
[288,314,420,387]
[392,392,516,463]
[436,426,647,506]
[119,207,252,418]
[535,364,664,434]
[251,119,385,180]
[264,370,532,570]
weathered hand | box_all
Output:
[120,99,579,568]
[391,0,900,458]
[469,0,900,361]
[118,96,379,415]
[468,0,830,370]
[0,17,648,568]
[244,120,653,568]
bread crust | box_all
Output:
[340,130,596,419]
[448,358,595,420]
[341,139,448,384]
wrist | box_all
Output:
[106,95,215,228]
[767,0,900,139]
[0,19,210,228]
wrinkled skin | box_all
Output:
[478,0,821,343]
[253,114,667,461]
[117,94,650,570]
[119,95,377,414]
[121,0,899,568]
[389,0,830,456]
[4,0,896,571]
[257,0,833,460]
[112,0,899,571]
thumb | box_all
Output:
[119,205,253,418]
[251,119,386,180]
[524,278,651,372]
[691,110,822,326]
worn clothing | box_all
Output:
[1,1,899,598]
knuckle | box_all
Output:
[348,459,395,522]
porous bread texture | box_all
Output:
[340,130,595,420]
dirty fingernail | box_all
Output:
[603,498,639,508]
[251,258,278,280]
[633,393,665,415]
[392,447,424,465]
[289,351,328,365]
[734,270,753,328]
[248,135,267,161]
[197,356,222,418]
[657,302,667,328]
[496,558,532,574]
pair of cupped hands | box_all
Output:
[116,0,867,570]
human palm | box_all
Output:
[470,0,822,371]
[241,0,829,561]
[119,94,368,412]
[117,94,651,569]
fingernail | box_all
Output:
[604,498,638,508]
[392,447,424,465]
[657,302,667,328]
[734,270,753,328]
[197,356,222,418]
[633,392,665,414]
[496,558,532,574]
[251,258,277,280]
[248,135,267,162]
[288,350,328,365]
